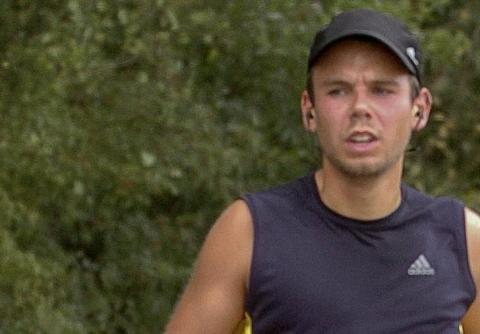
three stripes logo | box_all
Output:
[408,254,435,276]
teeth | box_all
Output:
[350,134,373,143]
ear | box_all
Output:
[411,87,433,132]
[301,90,317,133]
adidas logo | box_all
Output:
[408,254,435,276]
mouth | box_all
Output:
[347,131,378,144]
[344,130,380,155]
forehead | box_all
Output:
[311,38,410,78]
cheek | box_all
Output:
[381,111,413,140]
[374,97,412,123]
[315,98,347,125]
[316,111,345,144]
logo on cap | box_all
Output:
[406,47,419,66]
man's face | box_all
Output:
[303,39,425,178]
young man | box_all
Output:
[166,9,480,333]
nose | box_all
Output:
[351,88,372,120]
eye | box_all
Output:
[327,88,347,96]
[372,86,393,96]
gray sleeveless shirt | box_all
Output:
[242,173,475,333]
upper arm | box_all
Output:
[461,207,480,333]
[165,200,253,334]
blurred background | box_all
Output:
[0,0,479,332]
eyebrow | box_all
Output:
[318,78,401,87]
[317,79,350,87]
[370,79,401,87]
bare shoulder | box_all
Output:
[466,207,480,228]
[213,199,253,243]
[165,200,253,334]
[461,207,480,333]
[464,207,480,282]
[200,199,254,288]
[207,199,254,280]
[465,207,480,270]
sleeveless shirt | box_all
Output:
[241,173,476,334]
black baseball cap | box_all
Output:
[308,9,422,82]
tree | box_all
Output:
[0,0,477,331]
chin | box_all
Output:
[331,158,399,178]
[322,144,406,178]
[341,165,387,178]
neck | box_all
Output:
[315,165,403,221]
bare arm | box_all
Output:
[461,207,480,333]
[165,200,253,334]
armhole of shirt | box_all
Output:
[456,200,477,302]
[239,194,259,329]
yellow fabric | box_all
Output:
[234,313,252,334]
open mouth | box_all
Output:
[348,132,377,144]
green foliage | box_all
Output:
[0,0,478,331]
